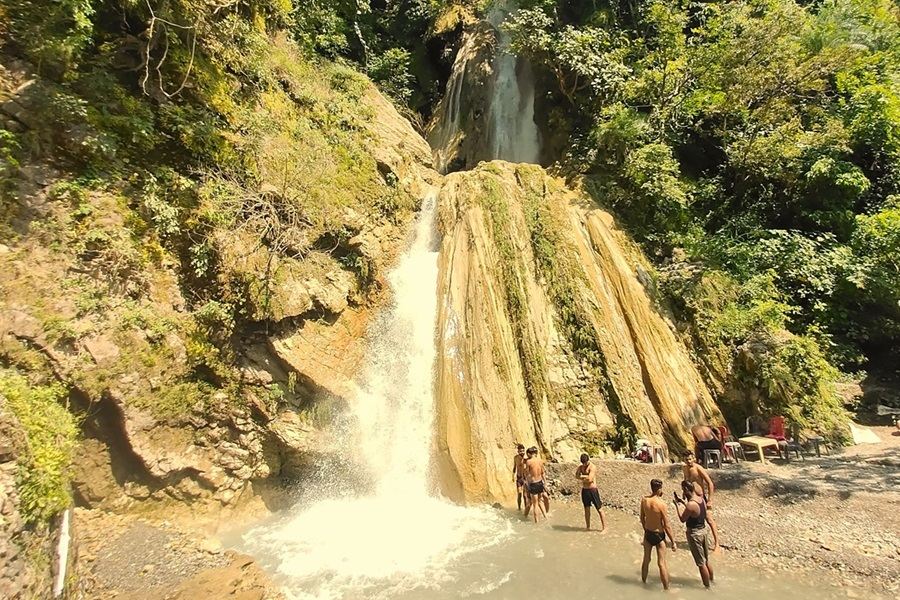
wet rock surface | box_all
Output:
[435,162,721,504]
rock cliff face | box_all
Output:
[434,162,721,503]
[0,53,438,515]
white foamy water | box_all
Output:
[239,193,512,599]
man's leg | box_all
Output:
[584,505,591,530]
[640,541,652,583]
[596,506,607,532]
[543,492,550,515]
[657,544,670,590]
[517,486,522,511]
[707,560,714,583]
[523,491,531,518]
[698,564,711,588]
[706,512,720,551]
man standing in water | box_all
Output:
[575,453,606,532]
[640,479,675,590]
[523,446,548,522]
[682,451,720,551]
[512,444,528,512]
[675,480,714,588]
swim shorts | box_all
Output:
[686,526,710,566]
[581,487,601,510]
[528,481,545,495]
[644,530,666,547]
[516,476,526,488]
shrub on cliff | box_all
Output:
[0,371,79,526]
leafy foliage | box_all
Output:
[0,371,79,526]
[507,0,900,379]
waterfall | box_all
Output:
[239,4,543,598]
[485,0,541,163]
[428,0,541,170]
[431,30,480,173]
[239,193,509,599]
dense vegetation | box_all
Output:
[1,0,895,452]
[504,0,898,366]
[0,371,78,525]
[499,0,899,436]
[0,0,444,529]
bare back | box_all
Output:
[641,496,668,533]
[526,456,544,483]
[691,425,715,442]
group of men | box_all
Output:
[639,451,720,590]
[511,444,551,522]
[512,442,720,590]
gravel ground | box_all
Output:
[74,508,281,599]
[544,433,900,594]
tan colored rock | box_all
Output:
[435,162,721,504]
[269,305,372,401]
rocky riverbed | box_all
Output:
[72,428,899,598]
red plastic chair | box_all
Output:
[719,425,745,462]
[765,416,787,441]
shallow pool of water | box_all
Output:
[234,499,881,600]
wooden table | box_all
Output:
[738,436,781,464]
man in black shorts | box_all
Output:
[640,479,675,589]
[512,444,527,511]
[575,453,606,532]
[523,447,548,522]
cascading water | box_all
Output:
[428,0,540,171]
[239,4,541,598]
[485,0,541,164]
[431,30,480,173]
[239,193,510,599]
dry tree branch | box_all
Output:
[141,0,201,99]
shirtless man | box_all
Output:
[575,453,606,532]
[691,424,721,462]
[639,479,675,590]
[674,480,715,588]
[523,447,548,522]
[512,444,527,511]
[682,451,715,507]
[682,451,719,550]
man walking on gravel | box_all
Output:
[675,480,714,588]
[575,453,606,532]
[640,478,675,590]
